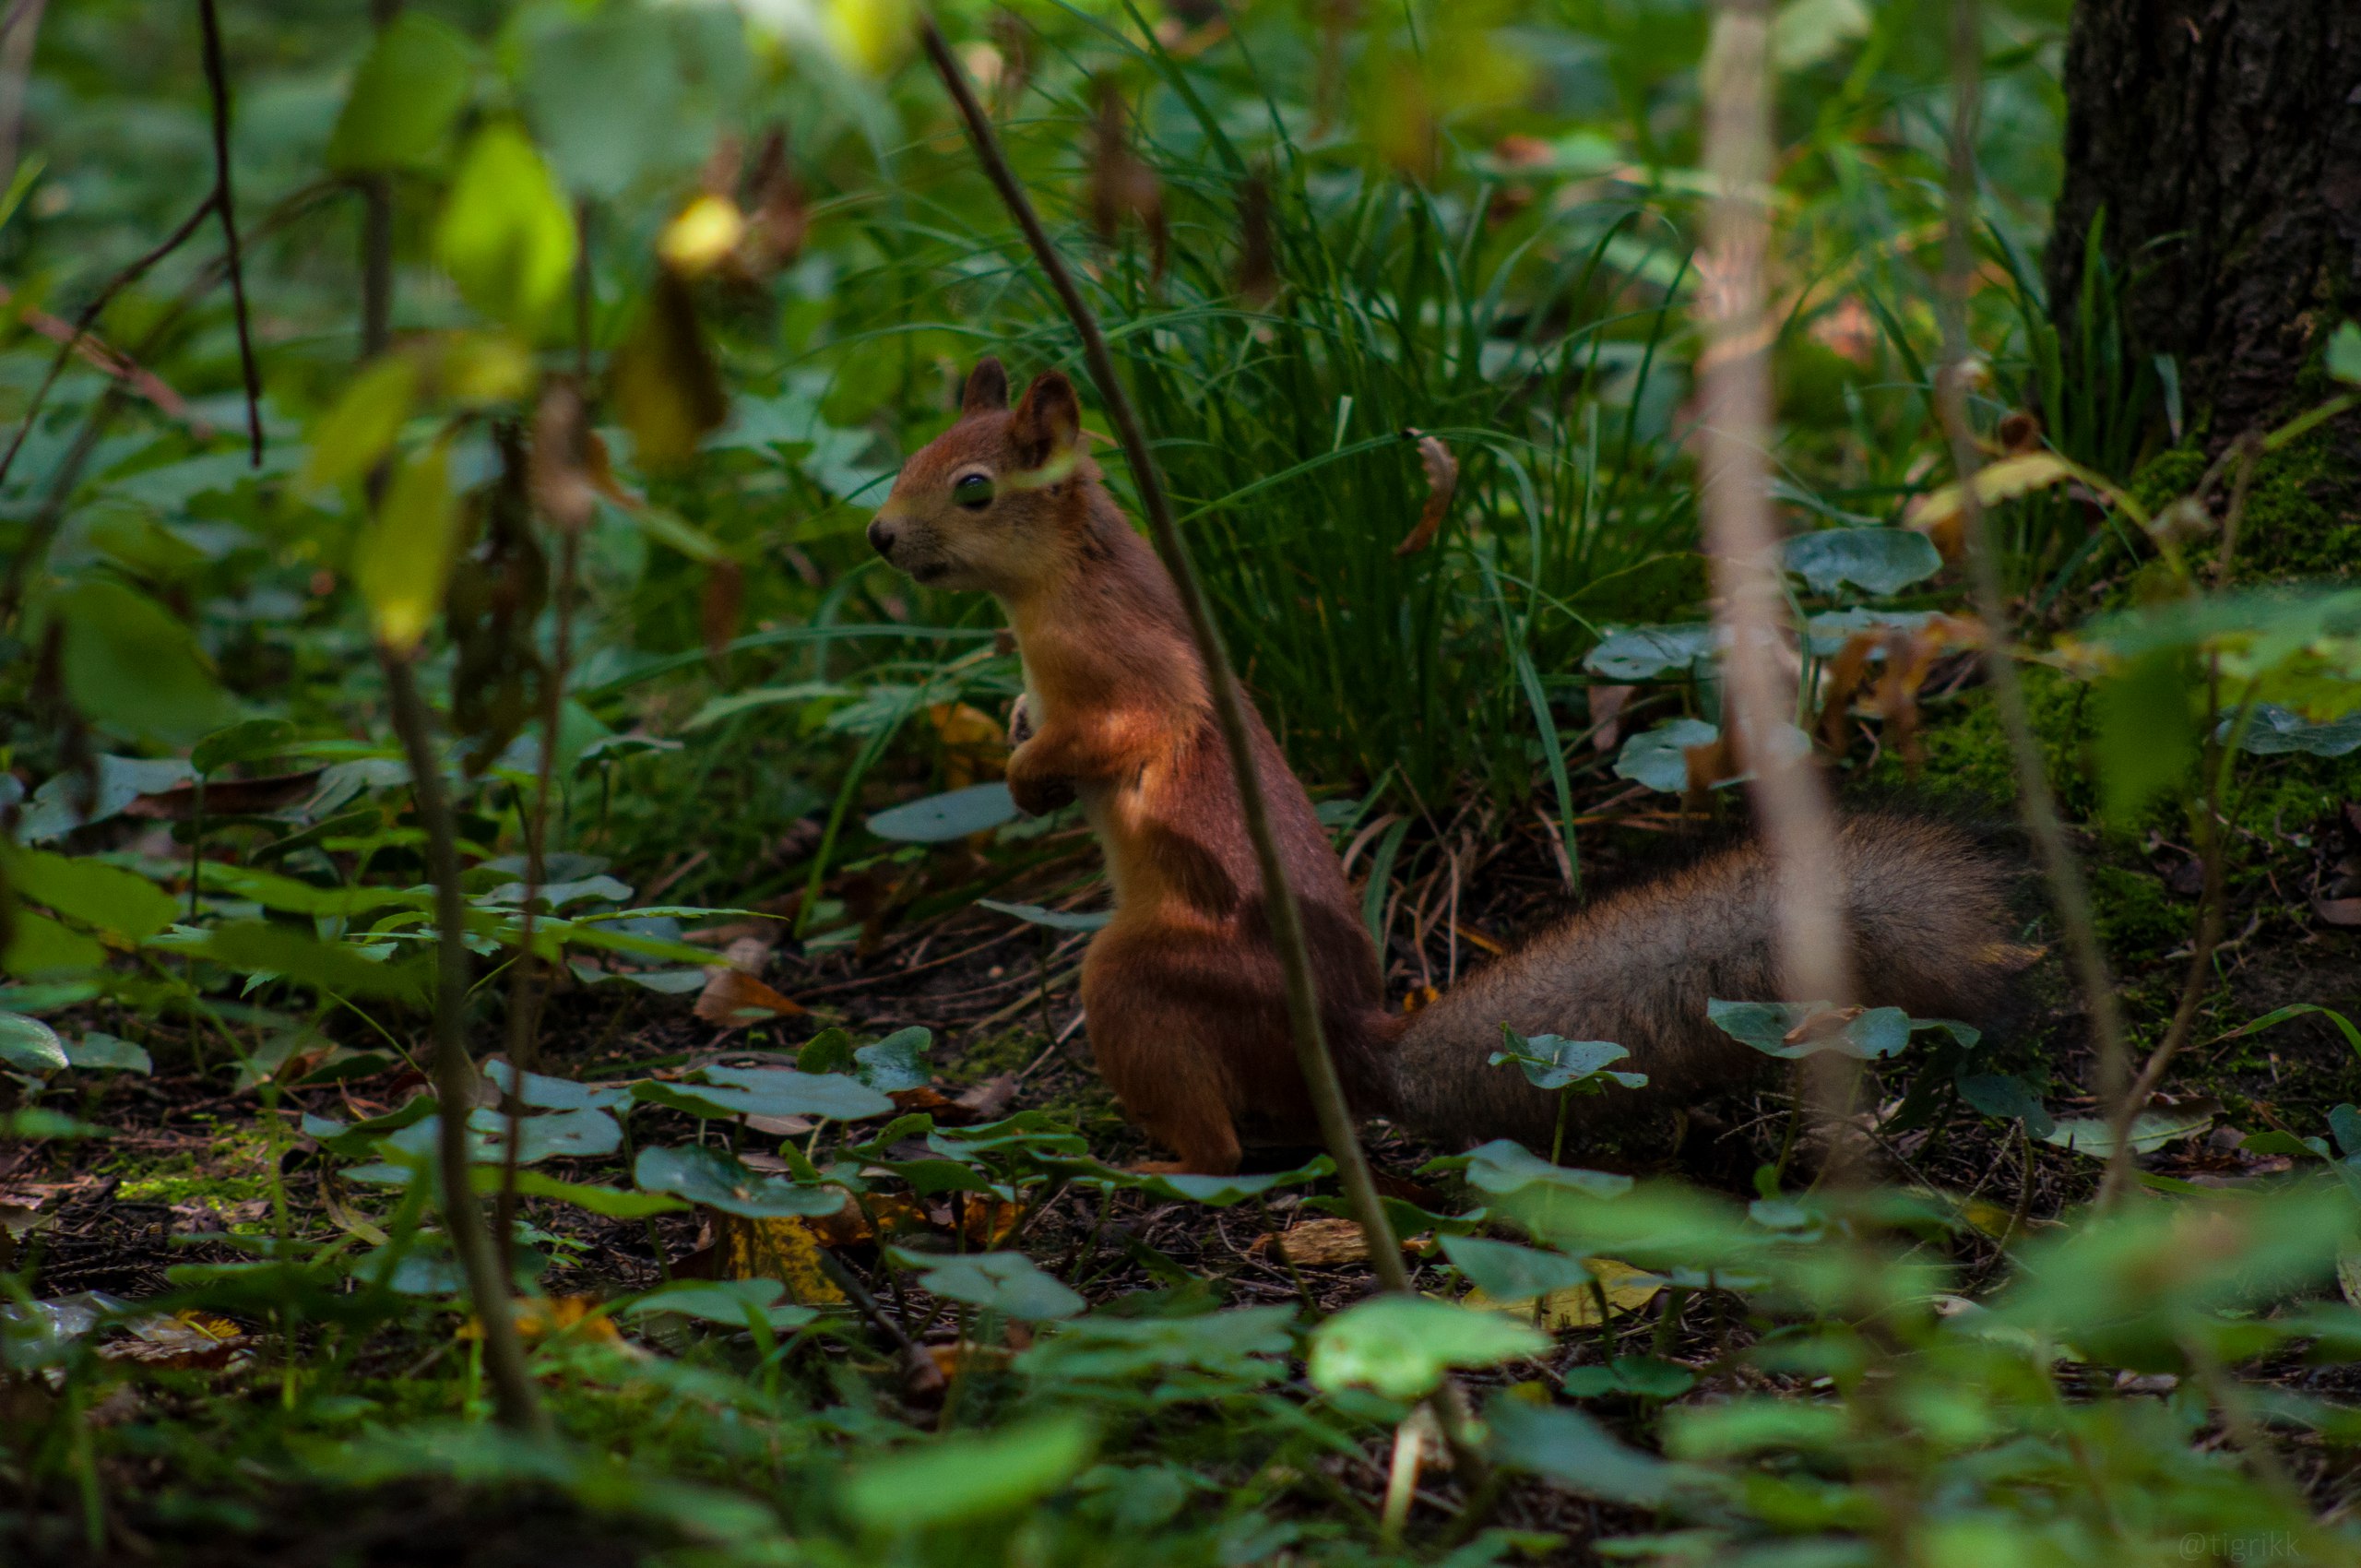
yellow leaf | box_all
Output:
[300,354,419,496]
[712,1211,848,1306]
[824,0,913,76]
[355,439,459,655]
[611,272,729,469]
[1465,1256,1661,1328]
[435,123,576,330]
[1904,453,2075,556]
[458,1296,620,1345]
[658,195,746,278]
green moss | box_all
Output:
[109,1123,276,1212]
[2228,423,2360,578]
[1873,665,2094,818]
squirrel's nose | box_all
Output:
[866,518,897,558]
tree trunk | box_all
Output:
[2048,0,2361,572]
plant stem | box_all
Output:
[1935,0,2130,1120]
[194,0,261,467]
[919,11,1490,1495]
[379,651,548,1437]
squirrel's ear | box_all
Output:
[1010,371,1081,467]
[961,357,1009,415]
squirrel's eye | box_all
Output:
[952,473,993,510]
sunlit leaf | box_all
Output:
[3,913,105,980]
[0,1012,67,1075]
[354,439,459,655]
[299,354,419,495]
[434,122,576,329]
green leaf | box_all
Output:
[6,849,176,943]
[18,755,191,843]
[495,1169,685,1218]
[1308,1297,1548,1399]
[1440,1234,1594,1301]
[894,1248,1086,1322]
[853,1027,932,1093]
[1487,1397,1687,1506]
[1430,1140,1633,1200]
[1955,1073,2056,1138]
[1489,1029,1644,1092]
[51,579,237,746]
[481,1060,629,1112]
[632,1145,844,1218]
[1707,999,1971,1060]
[204,921,428,1002]
[867,784,1019,843]
[2094,649,2199,820]
[326,12,472,172]
[839,1418,1095,1535]
[192,718,298,777]
[690,1065,896,1122]
[976,898,1112,932]
[2329,321,2361,386]
[433,122,576,329]
[65,1032,149,1075]
[354,439,459,655]
[0,1012,68,1075]
[1583,624,1714,682]
[1783,527,1942,597]
[3,912,104,980]
[611,271,729,469]
[0,1107,112,1140]
[1559,1354,1696,1399]
[299,354,419,496]
[381,1107,623,1166]
[622,1278,815,1331]
[1770,0,1871,70]
[516,4,684,201]
[2227,703,2361,758]
[796,1027,855,1075]
[1612,719,1718,794]
[2043,1105,2217,1158]
[1016,1306,1295,1387]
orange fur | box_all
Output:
[870,360,1393,1172]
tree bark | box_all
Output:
[2049,0,2361,447]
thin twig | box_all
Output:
[919,12,1490,1496]
[381,654,548,1436]
[195,0,263,467]
[1933,0,2130,1119]
[0,191,216,493]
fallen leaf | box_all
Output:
[929,701,1009,791]
[98,1309,254,1370]
[1266,1217,1417,1268]
[125,770,325,819]
[2314,896,2361,929]
[711,1211,848,1306]
[1393,432,1458,556]
[1466,1257,1663,1328]
[1085,76,1167,278]
[1587,684,1634,752]
[701,560,744,664]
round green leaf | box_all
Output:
[0,1012,68,1075]
[1308,1297,1548,1400]
[633,1145,845,1218]
[1783,528,1944,598]
[867,784,1018,843]
[623,1277,815,1331]
[896,1249,1085,1323]
[839,1418,1095,1535]
[434,123,577,329]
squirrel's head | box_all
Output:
[867,359,1087,596]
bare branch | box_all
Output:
[196,0,263,467]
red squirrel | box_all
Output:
[867,360,2022,1172]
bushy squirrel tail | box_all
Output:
[1357,814,2028,1151]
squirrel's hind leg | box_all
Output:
[1081,939,1247,1175]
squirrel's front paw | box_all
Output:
[1004,754,1075,817]
[1007,692,1038,748]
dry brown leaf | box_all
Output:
[1085,77,1167,278]
[125,770,324,820]
[701,560,744,665]
[711,1211,848,1305]
[1393,432,1459,556]
[98,1309,254,1370]
[694,968,807,1028]
[528,380,598,531]
[1270,1218,1370,1266]
[953,1074,1018,1123]
[743,126,810,273]
[1586,684,1635,752]
[929,701,1009,790]
[2314,896,2361,928]
[1784,1004,1866,1047]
